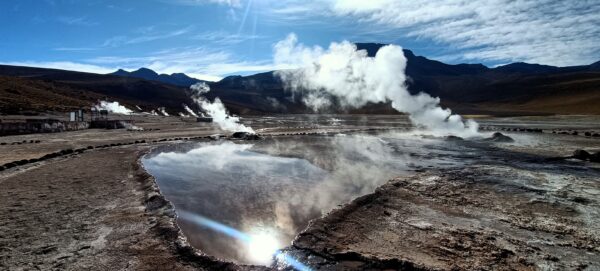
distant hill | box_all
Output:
[0,65,197,115]
[110,68,204,87]
[0,75,105,114]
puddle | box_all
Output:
[141,131,599,266]
[142,133,471,264]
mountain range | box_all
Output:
[1,43,599,116]
[110,68,205,87]
[205,44,600,115]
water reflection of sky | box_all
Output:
[142,133,469,265]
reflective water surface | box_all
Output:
[142,132,475,264]
[142,114,600,266]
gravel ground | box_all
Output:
[0,146,204,270]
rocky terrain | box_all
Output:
[286,168,599,270]
[1,114,599,270]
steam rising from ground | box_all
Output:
[190,82,254,133]
[183,104,199,117]
[274,34,479,137]
[94,101,133,115]
[158,107,170,116]
[190,82,211,95]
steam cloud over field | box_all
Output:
[274,34,479,137]
[94,101,133,115]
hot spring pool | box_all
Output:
[142,133,474,265]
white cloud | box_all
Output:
[164,0,242,8]
[102,27,192,47]
[263,0,600,66]
[53,47,98,51]
[7,45,282,82]
[57,16,98,26]
[191,30,264,45]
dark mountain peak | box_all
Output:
[132,67,159,78]
[493,62,559,73]
[402,49,416,58]
[109,67,202,87]
[354,43,487,76]
[112,69,129,76]
[354,42,416,59]
[170,73,188,78]
[355,43,387,57]
[220,75,243,82]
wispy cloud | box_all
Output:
[259,0,600,66]
[53,47,98,52]
[160,0,242,8]
[102,26,193,47]
[87,46,280,80]
[57,16,98,26]
[192,30,264,45]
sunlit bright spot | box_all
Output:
[246,230,282,264]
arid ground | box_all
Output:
[1,114,599,270]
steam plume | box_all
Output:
[95,101,132,115]
[190,83,254,133]
[190,82,211,94]
[183,104,199,117]
[158,107,170,116]
[274,33,479,137]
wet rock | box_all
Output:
[445,135,464,141]
[487,132,514,143]
[60,149,74,155]
[228,132,261,140]
[230,131,261,140]
[208,134,225,140]
[572,149,591,161]
[41,153,57,159]
[15,160,29,166]
[571,196,591,204]
[590,152,600,163]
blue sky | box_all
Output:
[1,0,598,81]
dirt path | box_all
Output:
[0,146,206,270]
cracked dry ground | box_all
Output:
[0,146,207,270]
